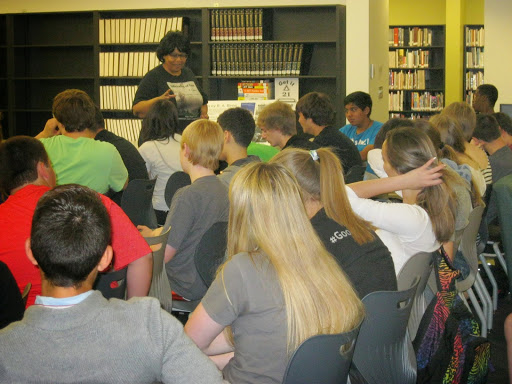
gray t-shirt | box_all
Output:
[202,251,287,384]
[217,155,261,187]
[489,145,512,183]
[165,175,229,300]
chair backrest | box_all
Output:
[145,227,173,312]
[194,222,228,287]
[21,283,32,306]
[164,171,191,208]
[351,277,420,384]
[121,179,158,228]
[344,165,366,184]
[493,174,512,281]
[455,205,485,293]
[397,251,434,341]
[94,267,128,299]
[282,321,362,384]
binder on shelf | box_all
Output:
[238,80,274,100]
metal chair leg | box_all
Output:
[478,254,498,311]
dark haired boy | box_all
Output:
[36,89,128,194]
[132,31,208,128]
[0,136,152,306]
[473,84,498,114]
[296,92,362,173]
[217,107,260,186]
[0,184,225,384]
[493,112,512,150]
[340,91,383,161]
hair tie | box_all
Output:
[310,149,319,161]
[439,141,445,149]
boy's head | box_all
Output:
[257,101,296,147]
[493,112,512,136]
[344,91,372,126]
[52,89,96,133]
[296,92,334,130]
[473,114,501,144]
[180,119,224,172]
[217,107,256,150]
[473,84,498,113]
[27,184,112,288]
[0,136,55,195]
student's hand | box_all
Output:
[137,225,153,237]
[401,157,445,190]
[36,118,61,139]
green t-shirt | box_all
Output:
[247,142,279,162]
[40,135,128,194]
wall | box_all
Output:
[0,0,374,121]
[485,0,512,109]
[368,0,389,122]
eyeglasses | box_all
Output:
[168,53,188,59]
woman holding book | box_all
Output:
[184,162,364,384]
[132,31,208,132]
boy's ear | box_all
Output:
[183,143,191,159]
[97,245,113,272]
[224,130,231,143]
[25,238,39,266]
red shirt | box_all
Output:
[0,185,151,306]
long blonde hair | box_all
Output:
[223,162,364,353]
[271,147,375,245]
[385,128,457,243]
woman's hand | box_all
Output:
[401,157,445,190]
[160,89,176,100]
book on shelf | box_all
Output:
[238,80,274,100]
[465,71,484,90]
[211,43,304,76]
[389,90,444,112]
[465,26,485,47]
[210,9,263,41]
[389,69,426,90]
[100,85,138,110]
[389,49,430,68]
[389,27,433,47]
[99,52,159,77]
[99,17,190,44]
[104,118,141,146]
[465,48,484,68]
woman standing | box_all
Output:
[132,31,208,132]
[185,162,364,384]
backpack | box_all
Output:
[413,248,490,384]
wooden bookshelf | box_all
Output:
[388,25,445,119]
[1,6,346,137]
[463,25,484,105]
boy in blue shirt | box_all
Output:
[340,91,383,161]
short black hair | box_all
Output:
[156,31,191,62]
[477,84,499,107]
[31,184,111,288]
[139,99,179,146]
[374,118,414,149]
[344,91,373,117]
[52,89,96,133]
[474,114,501,142]
[217,107,256,148]
[0,136,50,194]
[295,92,334,126]
[493,112,512,136]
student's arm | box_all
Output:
[126,252,153,298]
[35,118,61,139]
[164,244,177,263]
[359,144,374,162]
[349,158,445,198]
[200,104,209,119]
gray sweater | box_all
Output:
[0,291,225,384]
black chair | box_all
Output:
[121,179,158,228]
[194,222,228,287]
[282,322,362,384]
[94,267,128,299]
[345,165,366,184]
[164,171,191,209]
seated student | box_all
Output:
[184,162,364,384]
[340,91,383,161]
[0,261,24,329]
[0,136,152,306]
[36,89,128,194]
[257,100,318,150]
[138,99,183,225]
[442,101,492,185]
[271,147,396,298]
[430,114,486,197]
[217,107,260,186]
[348,128,457,272]
[473,114,512,183]
[472,83,498,115]
[92,105,148,206]
[0,184,225,384]
[139,120,229,301]
[296,92,362,174]
[493,112,512,150]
